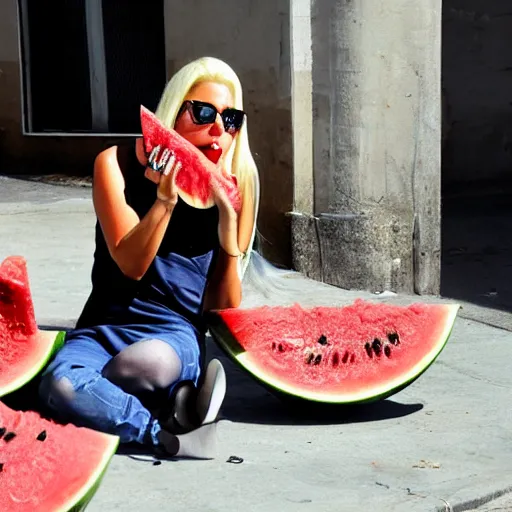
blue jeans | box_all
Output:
[38,331,201,445]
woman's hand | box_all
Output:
[144,146,182,208]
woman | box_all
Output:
[38,57,259,459]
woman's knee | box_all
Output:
[39,370,77,412]
[102,339,182,392]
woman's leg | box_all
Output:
[39,337,159,445]
[101,338,182,397]
[39,336,220,458]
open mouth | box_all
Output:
[199,142,223,164]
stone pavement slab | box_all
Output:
[1,176,512,512]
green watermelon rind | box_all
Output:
[207,303,460,404]
[0,329,66,398]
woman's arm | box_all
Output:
[203,173,257,310]
[93,145,179,280]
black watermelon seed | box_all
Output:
[387,332,400,346]
[3,432,16,443]
[372,338,382,356]
[306,353,315,365]
[153,460,162,466]
[384,346,392,358]
[0,463,3,472]
[272,342,276,350]
[350,354,356,364]
[332,352,340,367]
[0,428,5,439]
[342,351,349,364]
[364,342,373,357]
[37,431,47,442]
[317,335,328,346]
[313,354,322,365]
[278,343,285,352]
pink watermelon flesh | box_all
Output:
[140,105,242,212]
[0,256,65,397]
[208,300,459,403]
[0,401,119,511]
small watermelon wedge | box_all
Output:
[0,401,119,512]
[207,300,459,404]
[0,256,65,397]
[140,105,241,212]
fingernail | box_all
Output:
[149,146,159,163]
[161,148,170,166]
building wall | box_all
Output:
[443,1,512,186]
[0,0,292,265]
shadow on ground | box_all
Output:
[441,185,512,314]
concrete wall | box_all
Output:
[292,0,442,294]
[0,0,292,265]
[443,1,512,186]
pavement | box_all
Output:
[1,175,512,512]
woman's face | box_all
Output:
[174,81,237,165]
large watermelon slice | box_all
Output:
[0,256,65,397]
[207,300,459,404]
[0,401,119,511]
[140,105,241,212]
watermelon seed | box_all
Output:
[384,346,392,358]
[350,354,356,364]
[342,351,349,364]
[364,343,373,358]
[313,354,322,365]
[372,339,382,356]
[278,343,285,352]
[272,342,276,350]
[0,463,3,472]
[306,352,315,365]
[387,332,400,346]
[317,335,329,346]
[332,352,340,367]
[0,427,5,439]
[3,432,16,443]
[37,430,47,442]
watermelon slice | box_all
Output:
[0,256,65,397]
[0,401,119,511]
[140,105,241,212]
[207,300,459,404]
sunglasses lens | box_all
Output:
[191,103,217,124]
[222,109,245,133]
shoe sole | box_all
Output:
[197,359,226,425]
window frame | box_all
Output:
[16,0,147,137]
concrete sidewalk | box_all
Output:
[1,175,512,512]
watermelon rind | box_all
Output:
[0,329,66,398]
[207,303,460,404]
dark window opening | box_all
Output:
[18,0,166,135]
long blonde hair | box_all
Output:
[154,57,259,278]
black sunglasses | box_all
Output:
[179,100,246,134]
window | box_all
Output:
[18,0,167,135]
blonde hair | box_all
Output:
[155,57,259,278]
